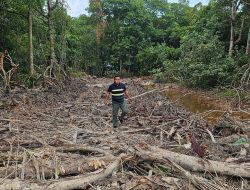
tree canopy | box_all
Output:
[1,0,250,88]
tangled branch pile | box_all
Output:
[0,77,249,190]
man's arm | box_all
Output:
[125,89,131,103]
[105,91,110,104]
[105,85,112,105]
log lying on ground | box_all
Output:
[0,154,124,190]
[0,140,43,151]
[0,179,43,190]
[0,155,115,179]
[55,145,111,156]
[136,146,250,178]
[46,153,124,190]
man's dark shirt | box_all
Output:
[108,83,126,103]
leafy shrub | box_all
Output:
[137,44,181,75]
[152,60,180,83]
[162,32,239,88]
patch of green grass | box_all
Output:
[18,73,41,88]
[69,71,87,78]
[156,164,170,174]
[216,88,238,98]
[213,87,249,103]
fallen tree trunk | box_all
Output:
[54,145,110,156]
[130,87,168,100]
[0,141,43,151]
[0,162,90,179]
[137,146,250,178]
[0,155,115,179]
[46,154,124,190]
[0,179,43,190]
[0,154,124,190]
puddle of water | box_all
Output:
[140,80,250,123]
[165,88,250,124]
[165,90,220,113]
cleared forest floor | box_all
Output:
[0,77,249,190]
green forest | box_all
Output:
[1,0,250,88]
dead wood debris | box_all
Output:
[0,77,249,190]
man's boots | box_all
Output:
[119,115,127,124]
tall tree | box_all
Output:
[89,0,107,75]
[89,0,106,46]
[37,0,60,77]
[53,4,70,69]
[28,4,34,75]
[247,27,250,55]
[246,3,250,56]
[26,0,43,75]
[229,0,240,56]
[47,0,59,76]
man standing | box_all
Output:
[105,75,131,128]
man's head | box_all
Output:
[114,75,121,85]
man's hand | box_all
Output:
[104,99,109,105]
[104,92,110,105]
[125,90,131,104]
[128,98,131,104]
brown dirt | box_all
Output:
[0,77,249,189]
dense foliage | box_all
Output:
[0,0,250,88]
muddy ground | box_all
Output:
[0,77,249,190]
